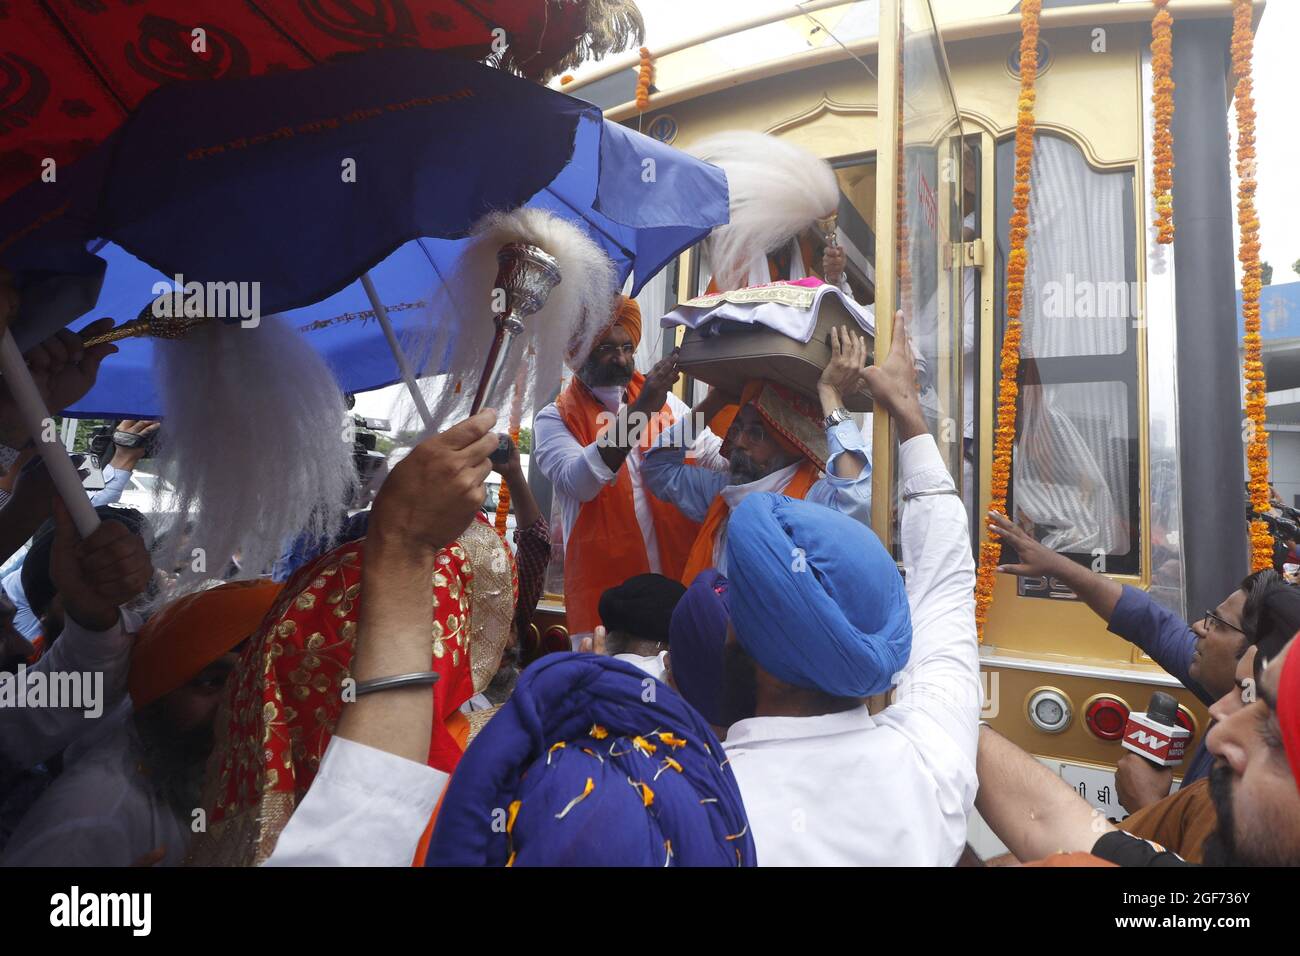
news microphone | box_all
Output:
[1120,691,1190,767]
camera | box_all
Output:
[88,422,159,470]
[345,396,389,486]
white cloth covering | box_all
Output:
[662,281,875,344]
[264,736,447,867]
[723,434,980,866]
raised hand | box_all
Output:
[24,318,119,414]
[818,325,870,408]
[631,348,681,416]
[369,407,499,554]
[109,420,161,471]
[861,311,925,441]
[821,244,847,285]
[987,510,1065,578]
[49,496,153,631]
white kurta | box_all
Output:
[533,387,697,579]
[0,609,139,770]
[1,699,191,867]
[723,434,981,866]
[265,736,447,867]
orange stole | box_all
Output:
[555,373,703,634]
[679,459,819,585]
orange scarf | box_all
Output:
[679,459,819,585]
[555,373,703,634]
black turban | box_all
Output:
[598,573,687,646]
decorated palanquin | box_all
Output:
[189,514,517,866]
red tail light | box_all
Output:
[1084,695,1130,740]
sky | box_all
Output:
[357,0,1297,422]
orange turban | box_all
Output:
[610,294,642,347]
[190,516,518,866]
[128,579,284,711]
[718,379,830,472]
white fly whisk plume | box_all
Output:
[149,313,357,594]
[686,131,839,292]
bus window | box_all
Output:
[995,133,1140,575]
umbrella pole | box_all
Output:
[0,331,101,536]
[359,273,435,430]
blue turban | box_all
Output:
[726,493,911,698]
[426,653,755,867]
[668,570,730,726]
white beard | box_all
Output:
[149,313,357,592]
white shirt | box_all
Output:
[613,650,668,681]
[1,698,190,867]
[533,387,699,577]
[0,610,138,770]
[265,736,448,867]
[723,434,980,866]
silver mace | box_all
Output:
[470,242,562,417]
[815,212,840,250]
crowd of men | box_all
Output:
[0,223,1297,869]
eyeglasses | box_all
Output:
[1202,609,1245,636]
[592,343,636,359]
[726,417,769,445]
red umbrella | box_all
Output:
[0,0,640,205]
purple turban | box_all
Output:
[668,570,730,726]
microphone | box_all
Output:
[1120,691,1191,767]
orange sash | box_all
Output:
[556,374,703,634]
[679,459,819,585]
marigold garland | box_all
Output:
[493,424,520,535]
[635,46,653,111]
[1151,0,1175,243]
[1232,0,1272,570]
[975,0,1042,638]
[494,364,530,537]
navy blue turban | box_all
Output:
[426,653,755,867]
[668,570,730,726]
[725,493,911,698]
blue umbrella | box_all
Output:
[62,109,727,418]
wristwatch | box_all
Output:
[822,407,852,430]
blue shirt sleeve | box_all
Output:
[642,436,729,525]
[89,465,132,507]
[805,420,872,519]
[1107,585,1212,705]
